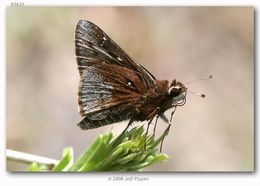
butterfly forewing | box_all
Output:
[75,20,156,86]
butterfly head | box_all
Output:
[168,79,187,103]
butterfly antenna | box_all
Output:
[188,90,206,98]
[185,75,213,85]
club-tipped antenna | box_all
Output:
[185,75,213,85]
[188,90,206,98]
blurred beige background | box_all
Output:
[6,7,254,171]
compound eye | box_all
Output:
[170,87,182,97]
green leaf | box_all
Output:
[151,153,169,164]
[126,161,152,171]
[90,146,124,171]
[27,162,40,171]
[70,133,113,171]
[53,147,73,171]
[27,162,48,172]
[77,133,114,171]
[115,153,138,164]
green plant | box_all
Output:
[27,126,169,172]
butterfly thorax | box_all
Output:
[137,79,187,121]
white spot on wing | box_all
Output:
[117,57,123,61]
[100,37,106,47]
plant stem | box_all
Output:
[6,149,59,169]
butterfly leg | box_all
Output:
[145,107,160,138]
[170,105,177,123]
[159,105,177,152]
[160,122,172,152]
[144,107,160,150]
[152,115,159,137]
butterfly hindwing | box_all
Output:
[77,61,148,129]
[78,62,145,115]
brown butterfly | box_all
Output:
[75,20,188,138]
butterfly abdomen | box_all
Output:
[78,114,126,130]
[78,106,133,130]
[77,116,114,130]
